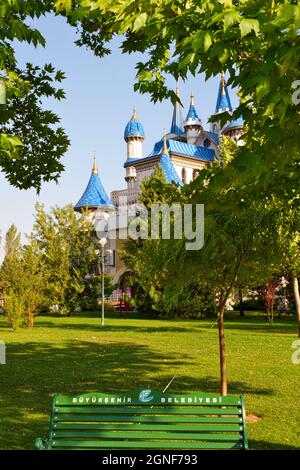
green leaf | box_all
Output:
[223,10,240,32]
[54,0,72,13]
[133,13,147,32]
[203,32,212,52]
[239,18,260,38]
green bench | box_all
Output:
[35,388,248,450]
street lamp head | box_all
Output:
[106,249,112,257]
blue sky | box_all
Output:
[0,13,238,255]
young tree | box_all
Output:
[0,225,47,328]
[184,187,280,395]
[277,203,300,336]
[20,240,46,327]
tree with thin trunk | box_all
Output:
[277,204,300,336]
[182,176,281,395]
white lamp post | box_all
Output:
[95,238,112,326]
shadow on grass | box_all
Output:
[35,321,191,334]
[0,337,275,450]
[249,440,300,450]
[167,376,274,397]
[0,339,188,449]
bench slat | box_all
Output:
[53,416,242,424]
[53,423,242,432]
[50,439,242,449]
[52,431,241,441]
[54,414,242,423]
[54,406,241,415]
[55,395,241,407]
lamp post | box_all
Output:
[95,238,112,327]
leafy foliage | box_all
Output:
[0,0,69,190]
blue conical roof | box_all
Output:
[124,108,145,140]
[184,96,202,126]
[170,85,184,135]
[159,136,183,186]
[74,161,114,211]
[215,74,233,113]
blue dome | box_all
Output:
[222,116,244,134]
[124,111,145,140]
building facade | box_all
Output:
[74,75,244,287]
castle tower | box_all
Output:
[183,95,202,145]
[124,107,145,188]
[222,116,244,144]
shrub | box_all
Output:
[4,293,25,331]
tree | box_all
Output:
[184,182,281,395]
[0,225,46,328]
[277,201,300,336]
[20,240,46,327]
[62,0,299,204]
[3,224,21,260]
[122,165,201,317]
[32,203,99,314]
[125,153,281,395]
[0,225,23,330]
[0,0,69,190]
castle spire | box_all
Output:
[221,71,226,97]
[170,82,184,135]
[162,129,168,154]
[132,106,137,120]
[215,72,232,113]
[184,93,202,126]
[92,152,98,174]
[159,129,183,186]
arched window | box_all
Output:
[181,167,187,184]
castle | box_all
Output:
[74,74,244,288]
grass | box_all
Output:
[0,310,299,450]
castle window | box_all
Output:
[181,168,187,184]
[203,138,211,148]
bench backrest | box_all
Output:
[44,389,248,450]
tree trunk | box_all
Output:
[218,304,228,396]
[27,311,34,328]
[238,289,244,317]
[292,275,300,338]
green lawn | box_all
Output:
[0,311,299,450]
